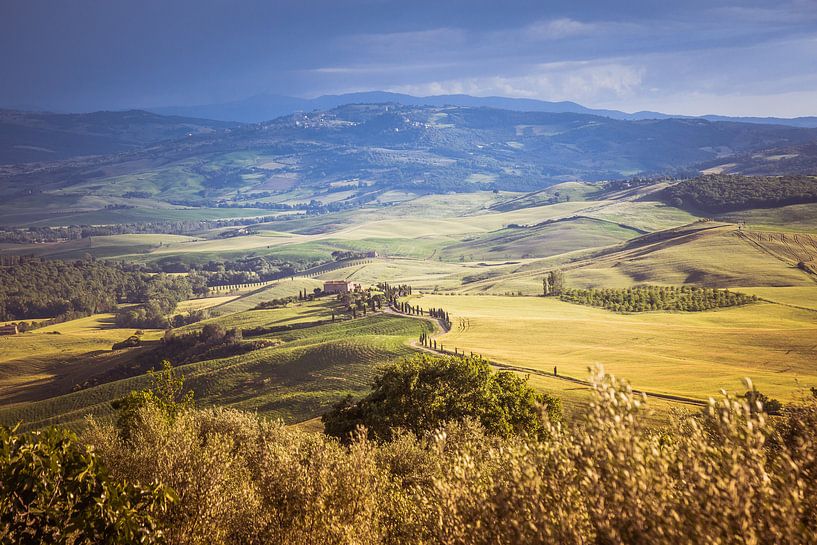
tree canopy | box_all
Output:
[322,354,561,441]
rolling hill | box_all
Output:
[0,109,237,164]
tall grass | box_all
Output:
[84,368,816,544]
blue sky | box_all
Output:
[2,0,816,116]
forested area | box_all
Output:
[661,174,817,213]
[560,285,756,312]
[0,216,285,244]
[0,258,195,326]
[113,275,195,328]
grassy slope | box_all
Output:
[450,222,817,295]
[212,278,326,314]
[0,315,164,405]
[0,311,430,431]
[580,201,698,232]
[719,203,817,233]
[732,286,817,311]
[573,224,815,288]
[439,217,641,261]
[176,295,240,313]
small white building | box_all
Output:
[323,280,361,294]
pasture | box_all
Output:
[407,293,817,403]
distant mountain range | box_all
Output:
[3,103,817,215]
[148,91,817,128]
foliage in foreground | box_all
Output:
[322,354,561,441]
[112,359,195,441]
[0,425,174,544]
[80,368,817,545]
[560,285,756,312]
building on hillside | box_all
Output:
[0,324,19,335]
[323,280,361,294]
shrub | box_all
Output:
[112,334,141,350]
[743,388,784,415]
[81,367,817,544]
[111,360,194,441]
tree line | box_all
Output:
[0,258,196,328]
[0,216,288,244]
[113,275,196,329]
[560,285,757,312]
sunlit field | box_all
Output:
[409,293,817,402]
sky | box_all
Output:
[2,0,817,117]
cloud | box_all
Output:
[388,61,646,103]
[308,62,458,75]
[342,27,468,56]
[520,18,597,40]
[709,2,817,25]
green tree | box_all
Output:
[322,354,561,441]
[543,270,565,296]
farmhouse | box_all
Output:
[0,324,19,335]
[323,280,361,294]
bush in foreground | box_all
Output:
[78,366,817,545]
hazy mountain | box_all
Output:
[149,91,654,123]
[0,109,238,164]
[4,104,817,212]
[149,92,817,128]
[700,115,817,128]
